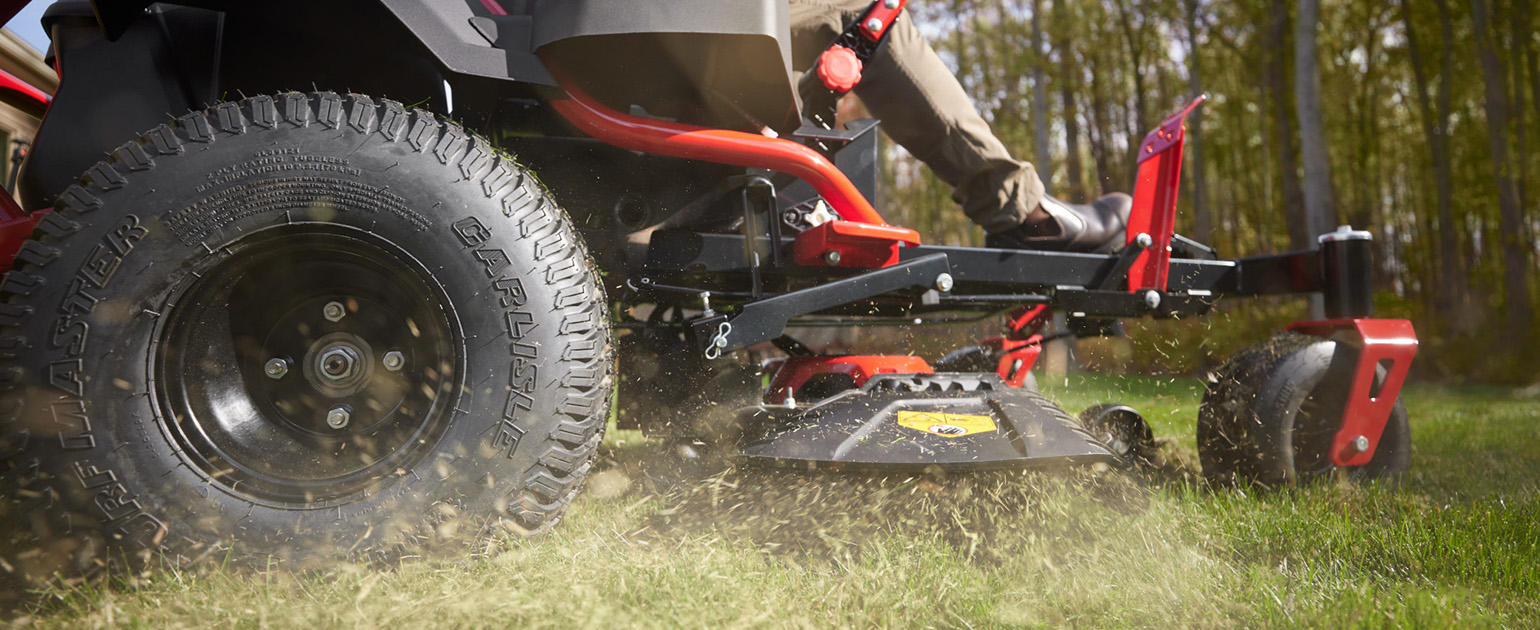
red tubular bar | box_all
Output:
[766,355,933,404]
[544,66,890,226]
[0,67,49,118]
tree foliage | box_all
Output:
[876,0,1540,383]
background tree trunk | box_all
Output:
[1114,0,1150,165]
[1184,0,1211,243]
[1471,0,1536,344]
[876,0,1540,383]
[1401,0,1466,328]
[1294,0,1338,243]
[1267,0,1307,250]
[1053,0,1086,202]
[1031,0,1049,167]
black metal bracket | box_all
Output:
[799,1,898,131]
[688,253,952,357]
[1096,236,1151,291]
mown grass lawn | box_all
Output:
[8,373,1538,628]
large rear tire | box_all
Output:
[1197,333,1409,489]
[0,93,612,579]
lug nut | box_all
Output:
[383,350,405,372]
[935,273,955,293]
[1351,435,1370,453]
[326,406,351,429]
[263,358,289,379]
[323,301,347,322]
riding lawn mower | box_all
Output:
[0,0,1415,576]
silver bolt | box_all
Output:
[263,358,289,379]
[1136,232,1153,249]
[383,350,405,372]
[865,17,884,31]
[323,301,347,322]
[935,273,955,293]
[1143,290,1162,309]
[318,346,360,381]
[326,406,351,429]
[884,0,901,7]
[822,250,842,266]
[1352,435,1370,452]
[784,388,797,409]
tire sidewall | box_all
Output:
[1251,341,1337,486]
[4,94,607,570]
[1249,339,1411,487]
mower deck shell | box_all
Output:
[738,374,1117,471]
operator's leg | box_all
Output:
[788,0,1042,233]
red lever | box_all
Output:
[817,46,863,93]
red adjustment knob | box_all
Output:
[817,46,863,93]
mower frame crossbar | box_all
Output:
[640,231,1349,304]
[686,253,952,355]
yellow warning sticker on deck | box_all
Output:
[896,411,998,438]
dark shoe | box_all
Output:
[985,192,1133,253]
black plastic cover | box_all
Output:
[737,374,1117,471]
[532,0,800,133]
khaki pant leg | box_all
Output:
[786,0,1044,232]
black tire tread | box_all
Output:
[1198,332,1409,489]
[0,92,612,574]
[1197,333,1315,486]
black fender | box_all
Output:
[21,0,798,209]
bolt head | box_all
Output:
[263,358,289,379]
[326,407,351,429]
[383,350,405,372]
[318,347,359,381]
[1143,290,1162,309]
[885,0,901,7]
[1352,435,1370,452]
[1135,233,1153,249]
[865,17,884,31]
[822,249,842,266]
[323,301,347,322]
[935,272,955,293]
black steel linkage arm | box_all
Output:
[687,253,953,357]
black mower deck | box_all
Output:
[738,374,1116,471]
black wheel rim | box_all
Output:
[155,227,461,505]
